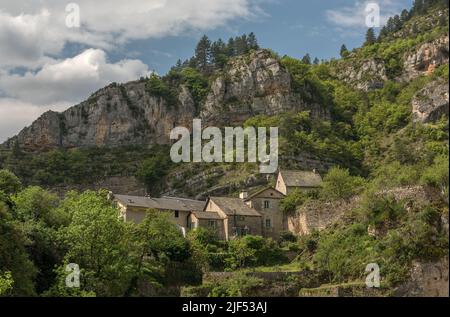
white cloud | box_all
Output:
[326,0,404,29]
[0,49,150,142]
[0,0,259,68]
[0,98,70,142]
[0,0,262,142]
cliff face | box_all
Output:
[201,50,328,125]
[4,50,329,152]
[7,81,196,151]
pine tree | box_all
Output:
[393,15,402,31]
[211,38,227,68]
[301,53,311,65]
[378,26,388,41]
[195,35,212,71]
[340,44,349,58]
[235,35,249,55]
[313,57,320,65]
[227,38,236,57]
[364,28,376,46]
[400,9,410,22]
[247,32,259,50]
[386,17,395,33]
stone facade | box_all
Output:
[245,188,287,240]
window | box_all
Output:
[174,210,179,218]
[264,200,270,209]
[239,216,245,221]
[265,219,272,228]
[208,220,217,228]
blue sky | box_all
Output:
[0,0,413,141]
[105,0,413,74]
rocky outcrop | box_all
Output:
[402,35,449,81]
[5,81,197,151]
[395,257,449,297]
[332,58,388,92]
[4,50,328,152]
[412,79,449,123]
[200,50,329,125]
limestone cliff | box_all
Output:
[3,50,329,152]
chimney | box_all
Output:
[239,191,248,200]
[107,191,114,201]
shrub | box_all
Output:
[280,190,308,215]
[321,167,366,201]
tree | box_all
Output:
[364,28,376,46]
[392,15,402,31]
[12,187,67,293]
[301,53,311,64]
[136,152,171,195]
[280,189,308,215]
[421,155,449,200]
[321,167,366,201]
[235,35,249,55]
[227,37,236,57]
[247,32,259,50]
[313,57,320,65]
[0,271,14,295]
[53,190,136,296]
[0,203,37,296]
[0,170,22,195]
[211,38,228,67]
[400,9,410,22]
[194,35,212,71]
[340,44,349,58]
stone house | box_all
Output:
[113,194,205,231]
[275,169,323,195]
[243,187,286,240]
[201,197,263,241]
[188,211,226,239]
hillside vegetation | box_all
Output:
[0,0,449,297]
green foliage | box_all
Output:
[280,190,308,215]
[0,271,14,295]
[208,272,264,297]
[13,186,66,226]
[0,204,37,296]
[280,56,333,105]
[180,67,209,106]
[136,150,172,194]
[321,167,366,201]
[0,169,22,195]
[225,235,286,270]
[146,74,178,105]
[421,155,449,198]
[54,190,135,296]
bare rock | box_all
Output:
[412,80,449,123]
[402,35,449,81]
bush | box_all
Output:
[225,236,286,270]
[321,167,365,201]
[280,190,308,215]
[0,170,22,195]
[420,155,449,198]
